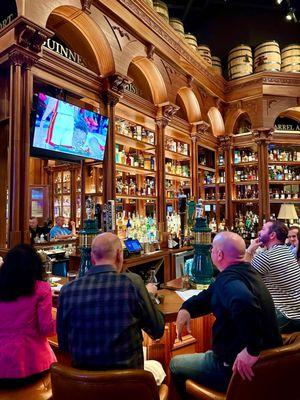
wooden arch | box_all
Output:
[176,87,202,123]
[46,5,115,77]
[277,107,300,124]
[207,107,225,137]
[225,109,251,135]
[131,57,168,105]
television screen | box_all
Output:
[32,93,108,161]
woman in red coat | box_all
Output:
[0,244,56,386]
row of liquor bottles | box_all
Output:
[115,147,156,170]
[116,212,158,243]
[232,211,259,240]
[233,149,300,164]
[234,150,258,164]
[234,169,258,182]
[165,137,189,155]
[270,189,299,199]
[116,178,156,197]
[269,166,300,181]
[115,118,155,145]
[165,161,190,177]
[203,172,226,184]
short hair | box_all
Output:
[268,221,288,244]
[0,244,44,301]
[288,225,300,233]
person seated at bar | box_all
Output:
[50,216,76,239]
[29,217,46,244]
[57,232,165,370]
[0,244,56,386]
[170,231,282,395]
[42,218,53,235]
[246,220,300,333]
[287,225,299,257]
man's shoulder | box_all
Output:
[122,271,144,288]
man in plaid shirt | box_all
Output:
[57,232,165,370]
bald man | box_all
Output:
[170,231,282,395]
[57,233,164,370]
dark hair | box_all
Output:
[289,226,300,233]
[268,221,288,244]
[0,244,44,301]
[297,231,300,262]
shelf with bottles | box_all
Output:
[233,148,258,165]
[116,210,158,244]
[165,136,190,162]
[268,164,300,183]
[269,186,300,201]
[115,117,155,149]
[53,171,71,195]
[233,184,259,201]
[268,145,300,163]
[116,173,156,199]
[232,210,259,241]
[165,158,190,178]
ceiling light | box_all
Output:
[276,0,283,4]
[286,8,297,22]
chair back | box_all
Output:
[226,332,300,400]
[51,363,161,400]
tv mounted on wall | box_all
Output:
[31,92,109,161]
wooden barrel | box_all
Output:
[144,0,153,6]
[228,44,253,80]
[254,41,281,73]
[281,44,300,73]
[169,18,185,38]
[153,0,169,22]
[198,45,212,65]
[212,56,222,75]
[185,33,198,51]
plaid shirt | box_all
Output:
[57,265,165,369]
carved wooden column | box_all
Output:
[252,128,274,223]
[156,103,179,246]
[218,135,233,227]
[103,74,132,203]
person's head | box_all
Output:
[259,220,288,248]
[29,217,38,230]
[211,231,246,272]
[0,244,44,301]
[55,216,65,227]
[288,226,300,248]
[91,233,123,272]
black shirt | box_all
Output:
[181,262,282,365]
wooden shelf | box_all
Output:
[198,165,216,173]
[203,200,217,204]
[115,195,157,200]
[165,149,190,161]
[270,198,300,203]
[233,161,258,167]
[269,180,300,185]
[165,173,191,182]
[116,163,156,176]
[203,184,217,188]
[232,198,259,203]
[85,192,103,197]
[218,183,226,187]
[233,181,259,185]
[268,161,300,166]
[116,133,155,152]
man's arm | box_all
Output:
[126,272,165,340]
[251,251,270,275]
[56,287,69,352]
[180,284,213,318]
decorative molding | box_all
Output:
[252,128,274,144]
[103,89,121,107]
[187,74,193,88]
[156,103,180,127]
[196,121,210,134]
[109,73,133,95]
[105,16,136,51]
[262,76,300,86]
[9,49,38,68]
[225,77,262,93]
[147,43,155,60]
[161,59,184,86]
[81,0,93,14]
[117,0,223,91]
[218,135,232,151]
[16,23,49,53]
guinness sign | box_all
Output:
[43,38,87,68]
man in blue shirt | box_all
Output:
[57,232,165,370]
[50,216,76,239]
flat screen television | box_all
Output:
[31,92,109,161]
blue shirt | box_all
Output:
[50,225,71,238]
[57,265,165,369]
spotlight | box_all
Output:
[276,0,283,4]
[286,8,297,22]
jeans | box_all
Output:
[276,309,300,334]
[170,351,232,394]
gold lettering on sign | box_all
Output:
[43,38,87,67]
[0,13,14,29]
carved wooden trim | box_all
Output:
[252,128,274,144]
[109,73,133,96]
[81,0,93,14]
[16,23,49,53]
[9,49,38,68]
[218,135,232,151]
[156,103,180,127]
[196,121,210,135]
[147,43,155,60]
